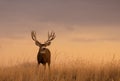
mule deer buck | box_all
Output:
[31,31,56,70]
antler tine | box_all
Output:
[51,31,54,36]
[48,31,50,39]
[51,32,55,40]
[48,32,51,41]
[31,31,37,41]
[52,32,55,38]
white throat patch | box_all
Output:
[40,49,46,54]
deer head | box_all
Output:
[31,31,56,49]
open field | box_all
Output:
[0,60,120,81]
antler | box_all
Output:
[45,31,56,46]
[31,31,41,46]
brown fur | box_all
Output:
[37,47,51,67]
[31,31,55,70]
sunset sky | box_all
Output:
[0,0,120,66]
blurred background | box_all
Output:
[0,0,120,66]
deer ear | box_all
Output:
[48,42,51,45]
[35,41,41,46]
[45,42,51,46]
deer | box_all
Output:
[31,31,56,70]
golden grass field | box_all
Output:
[0,59,120,81]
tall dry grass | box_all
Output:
[0,60,120,81]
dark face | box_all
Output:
[35,41,51,49]
[40,44,46,49]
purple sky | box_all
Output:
[0,0,120,66]
[0,0,120,40]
